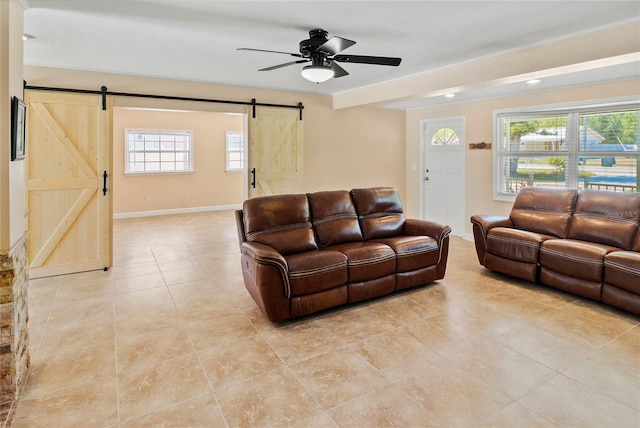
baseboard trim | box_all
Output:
[113,204,242,219]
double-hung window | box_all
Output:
[226,131,244,171]
[125,128,194,174]
[495,103,639,200]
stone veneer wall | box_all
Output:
[0,236,29,426]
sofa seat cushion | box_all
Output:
[327,242,396,282]
[486,227,554,264]
[604,251,640,295]
[540,239,619,282]
[285,250,348,297]
[373,236,439,272]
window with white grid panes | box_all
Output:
[494,104,639,200]
[226,131,244,171]
[125,129,193,174]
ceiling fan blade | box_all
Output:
[317,36,356,55]
[330,61,349,78]
[237,48,305,58]
[333,54,402,66]
[259,59,309,71]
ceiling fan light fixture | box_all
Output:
[301,64,334,83]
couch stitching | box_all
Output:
[348,253,396,266]
[289,261,347,278]
[488,235,540,248]
[247,222,312,240]
[573,212,639,226]
[396,246,438,258]
[540,247,604,266]
[313,214,358,226]
[605,260,640,275]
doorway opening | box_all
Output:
[112,107,247,219]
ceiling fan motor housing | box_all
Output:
[299,29,329,55]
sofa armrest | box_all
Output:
[470,215,513,236]
[240,241,291,297]
[469,215,513,265]
[404,218,452,246]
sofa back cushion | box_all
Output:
[307,190,363,247]
[351,187,405,240]
[568,189,640,250]
[633,231,640,253]
[510,188,578,238]
[242,193,318,255]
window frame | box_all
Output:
[124,128,194,175]
[225,131,245,172]
[493,98,640,201]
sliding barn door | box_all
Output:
[248,107,303,198]
[26,91,112,278]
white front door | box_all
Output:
[421,117,465,236]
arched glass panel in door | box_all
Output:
[431,127,460,145]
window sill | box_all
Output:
[124,170,195,176]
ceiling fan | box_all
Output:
[238,29,402,83]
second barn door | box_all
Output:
[248,106,303,198]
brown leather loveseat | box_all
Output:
[471,187,640,314]
[235,187,452,322]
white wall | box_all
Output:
[0,0,26,250]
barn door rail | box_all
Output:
[23,84,305,120]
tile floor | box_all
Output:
[13,211,640,427]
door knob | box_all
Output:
[425,177,429,181]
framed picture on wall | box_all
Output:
[11,96,26,161]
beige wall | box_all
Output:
[302,101,405,192]
[24,66,407,208]
[113,108,244,214]
[405,78,640,234]
[0,0,25,249]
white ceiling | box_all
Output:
[22,1,640,109]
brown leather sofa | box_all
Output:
[235,187,452,322]
[471,187,640,314]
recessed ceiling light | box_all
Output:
[526,79,541,84]
[445,93,456,98]
[22,34,34,41]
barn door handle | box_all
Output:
[102,171,108,195]
[250,168,256,188]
